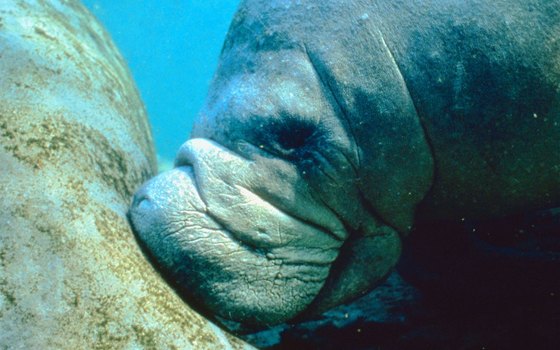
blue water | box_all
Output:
[82,1,239,170]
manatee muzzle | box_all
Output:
[130,138,403,327]
[129,138,346,326]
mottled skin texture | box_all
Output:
[130,0,560,328]
[0,1,251,348]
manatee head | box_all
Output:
[129,50,402,328]
[129,13,409,328]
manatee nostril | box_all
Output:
[174,141,195,168]
[174,156,191,168]
[132,192,152,212]
[136,197,153,211]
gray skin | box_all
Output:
[130,0,560,327]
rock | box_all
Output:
[0,1,251,348]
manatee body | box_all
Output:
[0,1,251,348]
[130,0,560,327]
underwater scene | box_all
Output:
[0,0,559,349]
[83,0,240,172]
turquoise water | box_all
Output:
[82,1,239,170]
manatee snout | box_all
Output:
[129,138,345,326]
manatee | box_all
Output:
[0,1,251,348]
[129,0,560,327]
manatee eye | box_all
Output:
[251,117,318,159]
[276,122,315,151]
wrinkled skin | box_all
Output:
[130,0,560,328]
